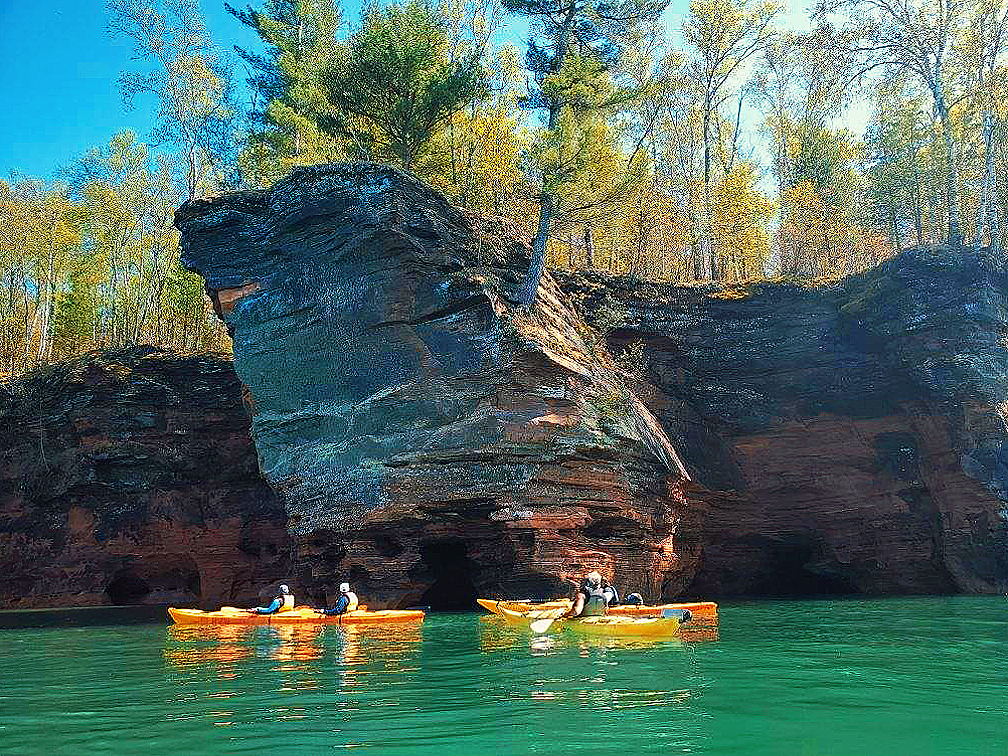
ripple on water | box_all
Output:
[3,597,1007,756]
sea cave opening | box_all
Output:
[749,540,861,597]
[418,539,478,610]
[106,568,152,605]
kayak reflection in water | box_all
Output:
[247,583,294,615]
[316,582,360,616]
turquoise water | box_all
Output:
[3,597,1006,756]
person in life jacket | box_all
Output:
[318,582,360,616]
[601,578,620,607]
[249,584,294,614]
[566,571,608,618]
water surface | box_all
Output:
[3,596,1005,755]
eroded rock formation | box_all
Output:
[176,165,691,609]
[0,349,292,609]
[556,252,1008,596]
[177,165,1007,604]
[2,167,1005,610]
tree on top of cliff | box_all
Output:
[507,0,669,306]
[226,0,346,187]
[682,0,781,281]
[108,0,240,200]
[811,0,968,249]
[321,0,487,173]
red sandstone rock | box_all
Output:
[556,252,1008,596]
[0,348,292,609]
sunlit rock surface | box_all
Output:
[0,349,291,609]
[177,164,691,609]
[177,164,1006,606]
[556,250,1008,595]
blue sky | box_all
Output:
[0,0,860,182]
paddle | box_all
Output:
[529,608,568,633]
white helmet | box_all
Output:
[339,582,350,594]
[586,571,602,588]
[279,584,290,594]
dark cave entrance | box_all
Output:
[418,539,479,610]
[749,540,861,597]
[683,537,864,599]
[106,569,152,605]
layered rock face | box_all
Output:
[176,165,690,609]
[0,349,291,609]
[557,252,1008,595]
[175,164,1006,605]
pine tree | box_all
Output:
[323,0,486,173]
[505,0,669,305]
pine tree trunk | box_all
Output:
[522,10,573,306]
[521,192,554,306]
[522,81,562,307]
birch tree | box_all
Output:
[109,0,237,200]
[814,0,968,248]
[962,0,1008,253]
[683,0,780,280]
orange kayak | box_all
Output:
[168,605,425,626]
[476,598,718,623]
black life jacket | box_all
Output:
[603,584,620,606]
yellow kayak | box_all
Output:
[477,598,718,623]
[497,606,681,638]
[168,605,425,626]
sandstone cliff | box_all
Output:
[176,164,690,609]
[175,164,1006,606]
[0,348,291,609]
[556,250,1008,595]
[3,165,1003,612]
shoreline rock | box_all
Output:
[2,165,1004,610]
[0,348,292,610]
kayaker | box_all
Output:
[248,584,294,615]
[317,582,360,616]
[566,571,607,618]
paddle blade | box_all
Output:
[529,617,557,633]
